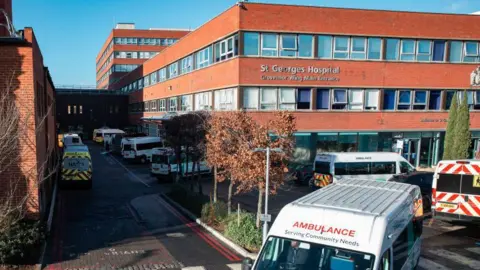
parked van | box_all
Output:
[62,133,83,149]
[432,160,480,223]
[61,145,93,189]
[311,152,415,189]
[92,128,124,143]
[150,147,210,180]
[244,180,423,270]
[122,137,163,163]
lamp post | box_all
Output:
[254,147,282,243]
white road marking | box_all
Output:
[227,263,242,270]
[428,249,480,269]
[182,267,206,270]
[466,247,480,255]
[418,257,450,270]
[109,154,151,187]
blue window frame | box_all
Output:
[432,41,445,62]
[383,90,396,110]
[318,35,332,59]
[397,90,411,110]
[449,41,463,62]
[244,32,259,56]
[386,39,400,61]
[367,38,381,60]
[429,91,441,110]
[316,89,330,110]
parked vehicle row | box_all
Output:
[59,133,93,189]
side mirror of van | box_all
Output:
[242,258,253,270]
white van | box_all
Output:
[93,128,124,143]
[151,147,211,180]
[122,137,163,163]
[245,180,424,270]
[62,133,83,149]
[311,152,415,189]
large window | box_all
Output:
[280,34,297,57]
[244,32,260,56]
[332,89,347,110]
[298,35,314,58]
[316,89,330,110]
[416,40,432,61]
[168,62,178,78]
[159,68,167,82]
[159,99,166,111]
[215,35,238,62]
[214,88,236,111]
[168,97,177,112]
[260,88,277,110]
[318,35,333,59]
[243,87,259,110]
[333,36,349,59]
[261,33,278,56]
[429,90,442,110]
[195,46,212,69]
[279,88,296,110]
[432,41,445,62]
[150,72,158,85]
[368,38,382,60]
[449,41,480,63]
[383,90,396,110]
[297,88,311,109]
[194,92,212,111]
[464,41,479,62]
[180,55,193,74]
[181,95,193,111]
[386,39,400,60]
[400,40,415,61]
[350,37,366,59]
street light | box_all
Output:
[253,147,283,244]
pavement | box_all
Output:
[43,142,242,270]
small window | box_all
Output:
[400,40,415,61]
[464,42,479,62]
[333,37,349,59]
[365,90,379,110]
[413,90,427,110]
[367,38,382,60]
[261,33,278,57]
[332,89,347,110]
[316,89,330,110]
[397,90,411,110]
[350,37,366,59]
[79,105,83,114]
[244,32,260,56]
[429,90,441,110]
[433,41,445,62]
[73,105,77,114]
[280,34,297,57]
[386,39,400,61]
[278,88,295,110]
[297,88,311,110]
[416,40,432,62]
[449,41,463,62]
[260,88,277,110]
[67,105,71,114]
[298,35,313,58]
[348,89,364,110]
[400,161,413,174]
[383,90,396,110]
[318,35,332,59]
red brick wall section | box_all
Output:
[240,3,480,39]
[0,0,13,37]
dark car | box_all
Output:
[388,171,433,214]
[294,164,313,185]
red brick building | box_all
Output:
[109,2,480,167]
[96,23,190,89]
[0,0,57,219]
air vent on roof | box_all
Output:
[115,23,135,29]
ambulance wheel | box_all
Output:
[140,156,147,164]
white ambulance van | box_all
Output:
[311,152,415,188]
[122,137,163,163]
[432,160,480,222]
[244,180,423,270]
[151,147,211,180]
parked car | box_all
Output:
[294,164,313,185]
[388,171,433,214]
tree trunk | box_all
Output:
[197,162,202,195]
[257,184,264,228]
[228,179,233,215]
[213,166,218,203]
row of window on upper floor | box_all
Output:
[114,37,179,46]
[114,51,159,59]
[97,41,114,67]
[243,32,480,63]
[97,53,114,75]
[127,88,480,113]
[119,34,239,93]
[96,67,114,86]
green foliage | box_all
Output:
[453,92,472,159]
[224,212,262,251]
[167,184,209,216]
[200,201,228,225]
[0,220,45,264]
[443,93,459,160]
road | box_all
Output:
[43,143,242,270]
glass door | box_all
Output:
[403,139,420,167]
[419,137,433,167]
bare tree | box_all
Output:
[0,73,60,233]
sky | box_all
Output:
[12,0,480,87]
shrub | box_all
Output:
[167,184,209,217]
[0,220,45,264]
[224,212,262,251]
[201,201,228,225]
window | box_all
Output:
[333,37,349,59]
[79,105,83,114]
[151,100,157,111]
[279,88,295,110]
[464,41,479,62]
[243,87,259,110]
[261,33,278,56]
[350,37,366,59]
[413,90,427,110]
[168,62,178,78]
[445,90,456,109]
[332,89,347,110]
[383,90,396,110]
[159,99,166,111]
[475,91,480,110]
[380,250,391,270]
[392,227,410,270]
[144,75,150,87]
[180,55,193,74]
[196,46,212,69]
[280,34,297,57]
[181,95,193,111]
[429,90,441,110]
[215,88,235,111]
[400,40,415,61]
[168,97,177,111]
[397,90,412,110]
[400,161,414,174]
[73,105,77,114]
[365,90,379,110]
[195,92,212,110]
[260,88,277,110]
[159,68,167,82]
[244,32,259,56]
[449,41,463,62]
[348,89,364,110]
[416,40,432,61]
[133,81,138,91]
[316,89,330,110]
[215,35,237,62]
[367,38,381,60]
[150,72,158,85]
[297,88,311,110]
[433,41,445,62]
[138,78,144,89]
[67,105,71,114]
[386,39,400,61]
[318,35,332,59]
[298,35,313,58]
[371,162,396,174]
